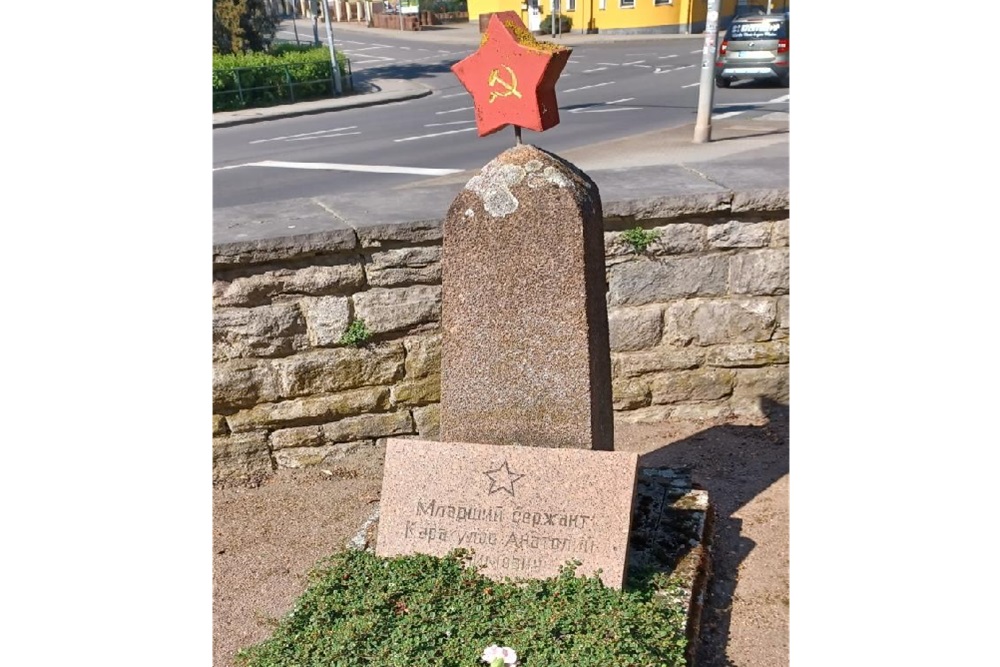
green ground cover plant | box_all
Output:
[236,549,688,667]
[338,319,372,347]
[618,227,661,254]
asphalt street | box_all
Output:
[213,19,789,210]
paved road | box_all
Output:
[213,20,789,210]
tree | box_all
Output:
[213,0,277,54]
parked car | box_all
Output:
[715,12,789,88]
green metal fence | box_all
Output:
[213,58,354,112]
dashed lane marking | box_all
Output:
[249,127,358,144]
[395,127,478,142]
[435,106,474,114]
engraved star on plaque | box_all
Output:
[483,460,525,497]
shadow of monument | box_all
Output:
[353,58,466,82]
[635,398,789,667]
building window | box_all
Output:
[619,0,634,7]
[553,0,575,10]
[653,0,672,5]
[599,0,606,9]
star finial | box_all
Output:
[451,11,571,138]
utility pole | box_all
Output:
[320,0,344,94]
[310,0,321,45]
[693,0,722,143]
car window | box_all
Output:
[728,19,788,40]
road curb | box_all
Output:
[212,82,435,128]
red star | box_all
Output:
[451,11,571,137]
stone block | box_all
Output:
[440,145,613,451]
[403,334,441,379]
[707,221,771,248]
[612,348,704,378]
[664,298,777,346]
[776,296,789,338]
[608,306,663,352]
[730,249,789,296]
[376,439,638,588]
[213,262,365,308]
[212,432,273,484]
[607,254,729,307]
[275,344,405,398]
[733,367,789,403]
[354,285,441,334]
[270,412,414,450]
[412,404,441,440]
[390,375,441,407]
[212,358,282,410]
[650,369,735,404]
[212,302,308,361]
[299,296,352,347]
[367,246,442,287]
[274,440,374,469]
[225,387,391,432]
[770,218,790,247]
[612,377,651,410]
[704,341,789,367]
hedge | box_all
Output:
[213,46,352,112]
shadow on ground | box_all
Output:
[630,399,789,667]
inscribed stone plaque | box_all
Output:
[440,144,614,451]
[376,438,638,588]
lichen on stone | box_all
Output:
[465,162,527,218]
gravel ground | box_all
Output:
[213,403,788,667]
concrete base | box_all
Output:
[349,465,712,665]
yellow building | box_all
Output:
[469,0,788,35]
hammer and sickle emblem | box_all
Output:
[487,65,522,103]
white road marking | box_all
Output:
[399,46,411,50]
[395,127,478,142]
[230,160,464,175]
[250,127,358,144]
[425,120,476,127]
[570,106,641,114]
[351,46,390,51]
[435,106,474,114]
[287,131,361,141]
[596,62,619,66]
[622,60,646,65]
[690,49,702,54]
[563,81,615,93]
[769,94,790,103]
[712,111,744,120]
[352,58,395,65]
[582,67,607,73]
[659,54,679,58]
[441,92,469,98]
[606,98,635,104]
[634,64,653,68]
[682,82,700,88]
[653,64,694,74]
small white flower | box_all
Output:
[481,644,518,666]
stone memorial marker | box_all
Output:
[376,438,638,588]
[438,145,613,451]
[373,13,638,591]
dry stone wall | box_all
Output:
[213,196,789,485]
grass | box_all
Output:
[236,548,689,667]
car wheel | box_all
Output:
[715,77,731,88]
[777,74,789,88]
